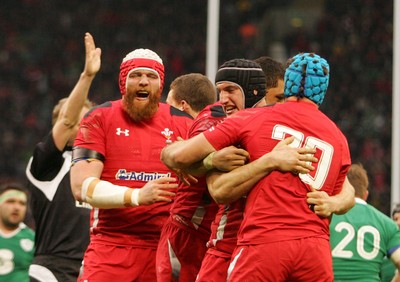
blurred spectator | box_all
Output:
[380,203,400,281]
[0,182,35,282]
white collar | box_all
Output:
[355,197,367,205]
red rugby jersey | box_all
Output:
[203,100,351,245]
[169,102,225,240]
[74,100,192,248]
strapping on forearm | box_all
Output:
[203,152,215,171]
[81,177,140,208]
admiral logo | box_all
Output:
[116,128,130,136]
[116,169,172,181]
[161,128,174,144]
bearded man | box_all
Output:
[70,46,193,282]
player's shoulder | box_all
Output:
[367,203,395,221]
[197,102,226,119]
[209,104,226,118]
[354,202,398,231]
[25,227,35,238]
[230,106,266,119]
[84,100,114,118]
[20,223,35,237]
[159,103,193,119]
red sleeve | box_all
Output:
[203,110,251,149]
[74,106,106,156]
[189,104,226,138]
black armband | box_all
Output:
[72,146,105,165]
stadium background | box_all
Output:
[0,0,394,215]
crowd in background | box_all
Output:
[0,0,393,215]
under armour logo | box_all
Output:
[116,128,130,136]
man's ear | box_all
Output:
[181,100,191,112]
[363,190,369,201]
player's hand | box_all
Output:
[212,146,249,172]
[306,186,335,218]
[174,168,198,186]
[138,177,178,205]
[161,136,198,185]
[269,136,317,174]
[83,32,101,77]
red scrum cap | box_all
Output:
[119,48,165,95]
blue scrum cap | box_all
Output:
[284,53,330,106]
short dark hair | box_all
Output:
[392,203,400,218]
[0,182,28,196]
[170,73,216,113]
[254,56,285,90]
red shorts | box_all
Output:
[156,219,208,282]
[227,237,333,282]
[196,250,231,282]
[78,242,157,282]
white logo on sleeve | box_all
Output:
[116,128,130,136]
[20,238,34,252]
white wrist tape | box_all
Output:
[81,177,140,208]
[131,188,140,206]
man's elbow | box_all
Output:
[334,180,356,215]
[161,147,187,169]
[210,187,234,205]
[70,173,84,202]
[161,147,173,166]
[343,187,356,213]
[59,116,78,129]
[211,194,225,205]
[334,196,355,215]
[71,184,84,202]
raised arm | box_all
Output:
[207,136,317,204]
[53,32,100,150]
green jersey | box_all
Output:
[0,223,35,282]
[330,198,400,281]
[380,256,396,282]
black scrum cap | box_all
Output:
[215,59,266,109]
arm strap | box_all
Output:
[202,152,215,171]
[72,147,105,165]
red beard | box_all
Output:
[122,91,160,122]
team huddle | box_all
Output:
[1,32,400,282]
